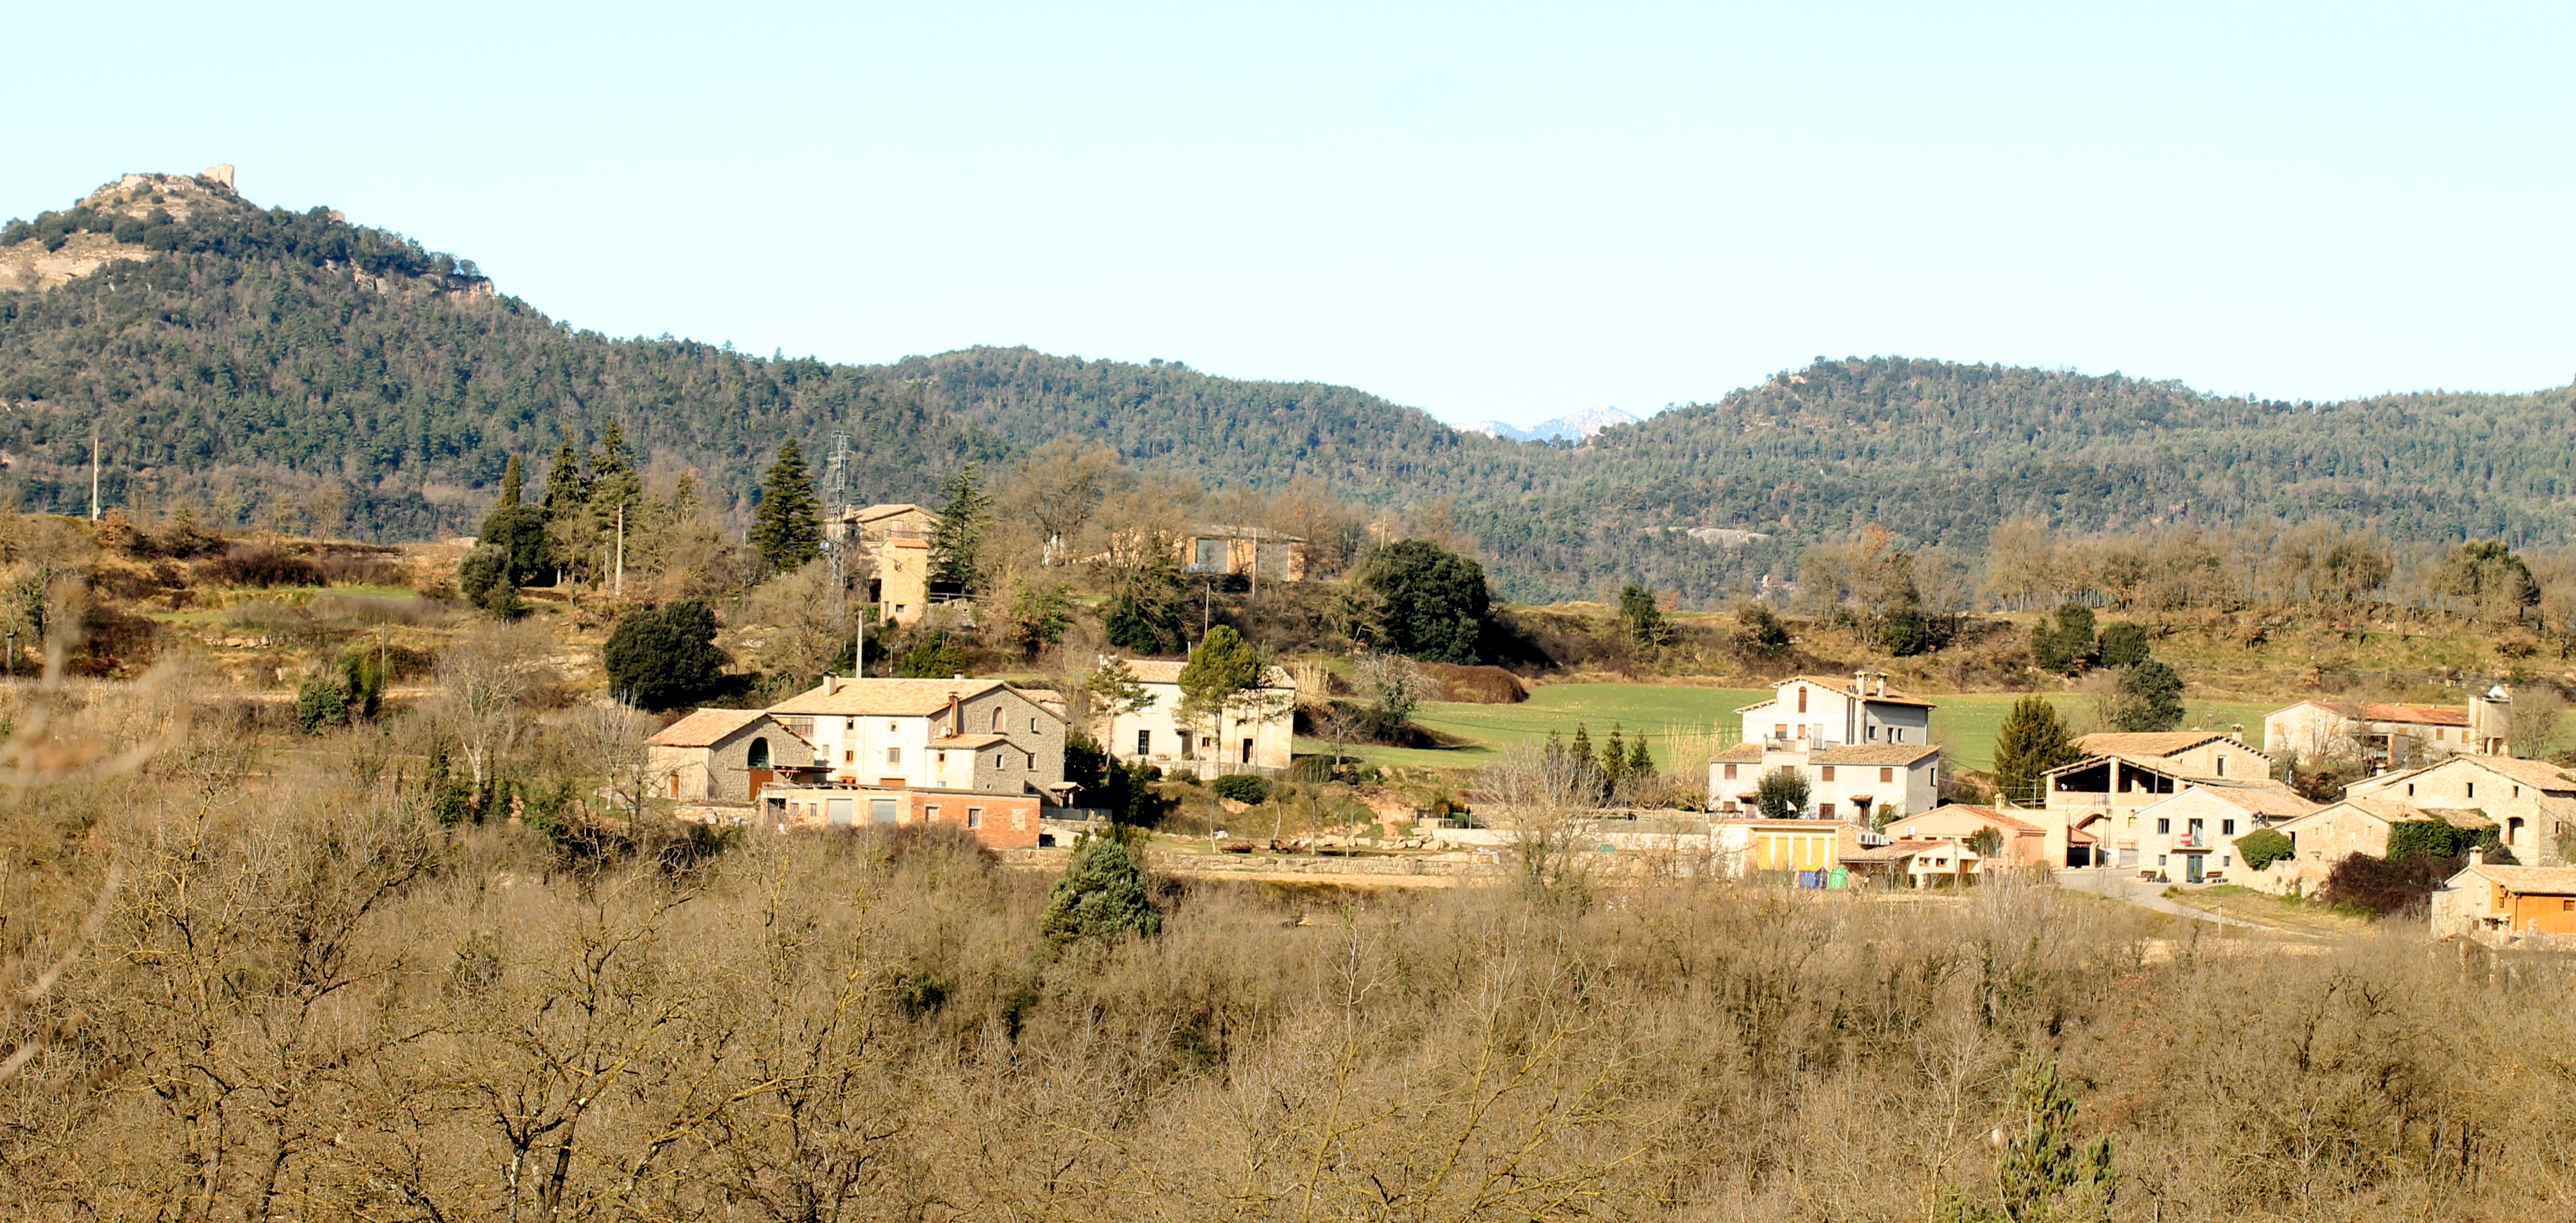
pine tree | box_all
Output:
[1625,734,1653,782]
[496,453,523,508]
[930,463,994,593]
[1568,724,1597,803]
[1600,723,1628,799]
[1942,1059,2116,1222]
[1992,695,2082,808]
[587,419,642,515]
[1040,831,1162,948]
[749,440,822,572]
[539,439,586,519]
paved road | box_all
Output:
[2053,869,2276,930]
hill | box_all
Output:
[5,170,2574,604]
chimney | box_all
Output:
[1873,673,1888,698]
[2469,847,2485,867]
[1854,670,1869,696]
[824,676,842,695]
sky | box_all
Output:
[6,1,2570,428]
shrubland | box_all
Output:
[4,682,2572,1220]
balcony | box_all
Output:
[2172,828,2215,850]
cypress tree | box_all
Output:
[1626,734,1653,781]
[1991,695,2082,808]
[496,453,523,508]
[930,463,994,593]
[749,440,823,572]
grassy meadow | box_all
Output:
[1301,683,2291,776]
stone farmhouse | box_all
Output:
[766,676,1070,799]
[1707,741,1940,820]
[645,709,816,802]
[2430,856,2576,942]
[2342,754,2576,866]
[2029,731,2283,866]
[1733,673,1934,749]
[1099,659,1298,778]
[2250,798,2493,897]
[2113,786,2319,882]
[1179,524,1308,585]
[2261,690,2509,770]
[1879,803,2055,870]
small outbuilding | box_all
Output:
[646,709,815,802]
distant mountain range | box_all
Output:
[1462,407,1642,443]
[5,169,2575,604]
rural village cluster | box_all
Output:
[652,503,2576,946]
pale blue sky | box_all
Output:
[7,2,2569,427]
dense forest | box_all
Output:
[5,172,2574,604]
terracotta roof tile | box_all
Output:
[768,677,1009,717]
[1810,744,1942,766]
[2457,864,2576,894]
[648,709,800,749]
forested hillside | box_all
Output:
[4,171,2573,604]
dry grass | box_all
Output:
[1,680,2574,1219]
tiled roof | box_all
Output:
[1841,844,1926,863]
[768,677,1009,717]
[2417,807,2499,830]
[1119,659,1296,688]
[2454,755,2576,792]
[1710,742,1768,763]
[2043,752,2290,793]
[2293,700,2471,728]
[1773,674,1937,708]
[2154,786,2319,821]
[2457,864,2576,895]
[1910,802,2045,832]
[1810,744,1942,766]
[930,733,1010,749]
[648,708,800,748]
[2073,731,2253,758]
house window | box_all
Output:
[2215,757,2226,777]
[2467,783,2476,799]
[1724,764,1739,780]
[2407,783,2415,796]
[2157,818,2171,834]
[1031,752,1040,770]
[1797,688,1808,714]
[1892,728,1905,743]
[1821,766,1837,782]
[991,708,1003,732]
[967,807,983,828]
[2127,816,2137,828]
[1775,724,1789,738]
[886,747,901,764]
[886,722,897,732]
[2221,856,2231,867]
[844,750,855,763]
[926,804,941,822]
[1031,717,1041,733]
[1138,730,1151,755]
[2159,854,2168,866]
[937,751,947,765]
[1879,767,1893,784]
[2222,819,2236,836]
[1866,725,1878,741]
[845,718,856,732]
[748,738,770,768]
[995,753,1007,768]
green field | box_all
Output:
[1298,684,2287,776]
